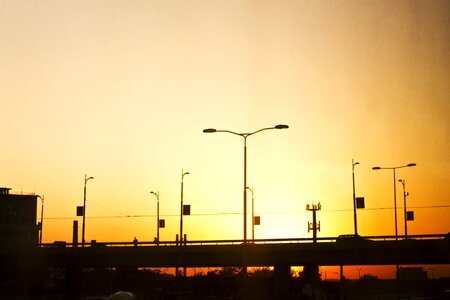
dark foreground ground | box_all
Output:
[1,267,449,299]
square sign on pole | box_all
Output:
[407,211,414,221]
[254,216,261,225]
[183,205,191,216]
[159,219,165,228]
[356,197,365,209]
[76,206,84,216]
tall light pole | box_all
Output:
[37,195,44,245]
[150,191,160,244]
[372,163,416,240]
[352,159,359,236]
[180,170,189,245]
[203,124,288,244]
[82,174,94,247]
[398,179,409,238]
[246,187,255,242]
[180,170,189,278]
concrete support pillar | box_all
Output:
[65,266,82,297]
[274,264,291,300]
[25,264,44,297]
[303,264,320,299]
[65,249,82,297]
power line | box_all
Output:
[89,200,132,216]
[42,205,450,220]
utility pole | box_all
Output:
[307,202,321,243]
[305,202,321,300]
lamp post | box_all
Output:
[398,179,409,238]
[37,195,44,245]
[82,174,94,247]
[180,170,189,277]
[372,163,416,240]
[180,170,189,245]
[150,191,160,244]
[246,187,255,242]
[203,124,288,244]
[352,159,359,236]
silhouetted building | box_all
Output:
[0,187,38,247]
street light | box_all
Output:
[398,179,409,238]
[180,170,189,245]
[180,170,189,278]
[352,160,359,236]
[246,187,256,242]
[37,195,44,245]
[203,124,288,244]
[150,191,160,245]
[372,163,416,240]
[82,174,94,247]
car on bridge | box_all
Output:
[51,241,67,248]
[336,234,371,245]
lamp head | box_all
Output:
[203,128,217,133]
[372,167,381,170]
[275,124,289,129]
[407,163,417,167]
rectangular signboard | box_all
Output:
[407,211,414,221]
[183,205,190,215]
[356,197,365,209]
[76,206,84,216]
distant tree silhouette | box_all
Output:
[360,274,378,281]
[219,266,242,277]
[249,267,273,278]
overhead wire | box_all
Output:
[43,204,450,220]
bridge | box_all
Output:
[1,234,448,298]
[2,234,448,268]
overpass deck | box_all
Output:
[1,234,448,268]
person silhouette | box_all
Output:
[133,237,138,247]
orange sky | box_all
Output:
[0,1,449,277]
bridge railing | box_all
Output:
[40,233,447,248]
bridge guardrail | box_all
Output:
[39,233,447,248]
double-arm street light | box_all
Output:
[150,191,160,244]
[82,174,94,247]
[203,124,289,244]
[372,163,416,240]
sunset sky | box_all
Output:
[0,1,449,277]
